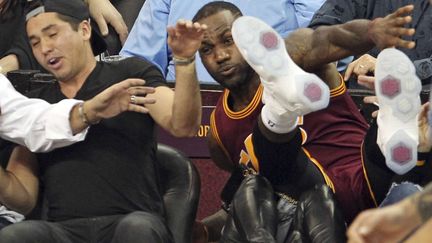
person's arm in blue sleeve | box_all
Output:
[120,0,171,77]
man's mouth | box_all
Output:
[47,57,61,69]
[219,65,236,76]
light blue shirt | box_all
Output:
[121,0,325,84]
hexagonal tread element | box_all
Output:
[380,75,401,99]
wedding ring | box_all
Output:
[130,95,137,104]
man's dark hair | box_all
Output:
[192,1,243,22]
[56,13,81,31]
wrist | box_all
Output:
[173,55,196,65]
[79,102,101,125]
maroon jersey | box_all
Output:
[210,85,264,165]
[210,78,376,222]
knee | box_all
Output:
[116,211,166,233]
[234,174,274,207]
[300,184,334,206]
[0,223,33,243]
[238,174,273,195]
[113,212,172,243]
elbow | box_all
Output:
[4,199,36,216]
[170,122,200,138]
[171,125,200,138]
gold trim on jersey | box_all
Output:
[360,141,379,207]
[302,148,335,193]
[416,160,425,166]
[242,134,260,171]
[330,74,346,98]
[210,110,231,160]
[223,85,264,119]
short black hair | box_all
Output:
[56,13,81,31]
[192,1,243,22]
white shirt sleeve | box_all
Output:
[0,74,88,152]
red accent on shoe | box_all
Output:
[304,83,322,102]
[391,143,412,165]
[381,75,401,99]
[260,32,278,50]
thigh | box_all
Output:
[0,220,75,243]
[231,175,278,243]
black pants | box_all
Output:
[0,211,173,243]
[221,175,346,243]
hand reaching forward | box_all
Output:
[368,5,416,50]
[84,78,156,123]
[167,20,208,59]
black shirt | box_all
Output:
[27,57,167,221]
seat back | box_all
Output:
[156,144,201,243]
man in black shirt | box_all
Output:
[0,0,203,242]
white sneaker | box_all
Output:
[232,16,330,117]
[375,48,421,175]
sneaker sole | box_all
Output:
[232,16,329,115]
[376,48,421,174]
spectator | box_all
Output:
[0,0,128,75]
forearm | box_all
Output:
[170,60,202,137]
[0,170,36,215]
[1,76,87,151]
[299,20,373,71]
[0,54,19,75]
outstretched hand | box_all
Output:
[85,78,156,122]
[368,4,416,50]
[167,19,208,59]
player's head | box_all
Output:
[193,2,256,90]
